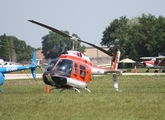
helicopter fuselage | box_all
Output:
[43,53,92,89]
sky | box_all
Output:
[1,0,165,48]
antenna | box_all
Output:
[72,41,74,50]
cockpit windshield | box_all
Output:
[45,58,59,72]
[54,59,73,74]
[158,53,163,57]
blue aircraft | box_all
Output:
[0,51,37,93]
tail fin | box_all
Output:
[113,50,121,70]
[30,51,37,79]
[112,50,122,92]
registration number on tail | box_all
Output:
[6,67,17,72]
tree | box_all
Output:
[101,16,130,58]
[0,34,10,61]
[0,34,35,62]
[8,36,17,62]
[42,31,85,59]
[124,17,146,60]
[129,14,165,58]
[8,36,35,61]
[135,14,157,57]
[144,15,165,55]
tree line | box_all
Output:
[1,13,165,62]
[0,34,35,62]
[0,31,85,62]
[101,13,165,61]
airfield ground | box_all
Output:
[0,75,165,120]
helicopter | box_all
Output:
[29,20,122,93]
[0,51,37,93]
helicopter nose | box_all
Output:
[43,73,67,86]
[52,77,67,85]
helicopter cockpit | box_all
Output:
[45,58,59,72]
[54,59,73,75]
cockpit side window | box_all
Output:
[55,59,73,74]
[80,65,86,76]
[74,63,78,74]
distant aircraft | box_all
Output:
[0,51,37,93]
[140,53,165,73]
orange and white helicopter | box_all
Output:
[29,20,122,93]
[140,53,165,73]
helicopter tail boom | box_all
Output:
[0,51,37,93]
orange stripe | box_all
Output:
[113,52,119,70]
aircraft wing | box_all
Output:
[154,56,165,66]
[156,56,165,59]
[140,57,155,60]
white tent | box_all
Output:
[119,58,136,63]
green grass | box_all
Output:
[1,75,165,120]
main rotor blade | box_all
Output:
[28,20,71,38]
[28,20,113,56]
[76,39,112,56]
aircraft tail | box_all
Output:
[112,50,121,70]
[30,51,37,79]
[112,50,122,92]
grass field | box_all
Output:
[1,75,165,120]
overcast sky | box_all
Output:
[1,0,165,48]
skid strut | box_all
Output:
[0,89,4,93]
[112,74,122,92]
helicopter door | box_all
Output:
[73,63,78,75]
[72,63,86,81]
[79,64,87,82]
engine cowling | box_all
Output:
[0,72,5,85]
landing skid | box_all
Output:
[49,86,91,93]
[73,87,91,93]
[162,69,165,73]
[50,87,57,91]
[73,87,80,93]
[116,89,122,92]
[84,87,91,92]
[112,74,122,92]
[0,89,4,93]
[49,87,66,92]
[146,69,149,72]
[60,88,66,92]
[49,87,67,93]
